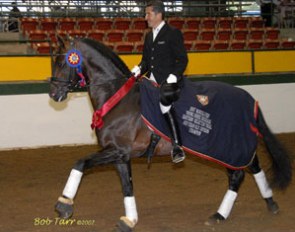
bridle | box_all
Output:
[49,41,132,92]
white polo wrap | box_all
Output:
[217,189,238,219]
[62,169,83,199]
[124,196,138,225]
[253,170,273,199]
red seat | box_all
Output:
[229,39,246,50]
[232,28,248,40]
[233,17,249,29]
[125,29,144,42]
[247,39,263,50]
[48,32,57,43]
[217,17,233,29]
[95,18,113,30]
[182,29,198,41]
[199,28,215,41]
[168,17,185,30]
[212,40,229,50]
[40,18,57,32]
[264,39,280,49]
[134,41,144,52]
[27,30,48,40]
[105,30,125,42]
[33,42,55,54]
[185,17,201,29]
[201,17,217,29]
[216,28,231,41]
[87,29,105,41]
[115,42,134,53]
[264,27,280,40]
[55,30,68,39]
[114,18,131,30]
[184,41,194,51]
[68,30,87,38]
[249,28,264,40]
[132,18,147,30]
[58,18,76,31]
[280,39,295,49]
[249,17,264,28]
[194,40,211,50]
[104,42,115,50]
[77,18,95,30]
[20,18,39,34]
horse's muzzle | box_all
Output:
[49,76,69,102]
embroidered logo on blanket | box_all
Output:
[196,95,209,106]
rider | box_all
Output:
[131,0,188,163]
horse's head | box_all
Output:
[49,37,84,102]
[49,36,131,102]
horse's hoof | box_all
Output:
[114,217,135,232]
[205,213,225,226]
[55,200,74,219]
[267,201,279,214]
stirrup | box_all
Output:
[171,145,185,163]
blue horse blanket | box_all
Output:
[139,78,259,169]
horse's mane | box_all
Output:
[81,38,131,77]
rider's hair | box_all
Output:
[147,0,165,19]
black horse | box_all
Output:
[49,37,292,231]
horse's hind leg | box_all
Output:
[249,154,279,214]
[115,160,138,231]
[207,169,245,224]
[55,148,130,219]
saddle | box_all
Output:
[139,78,259,169]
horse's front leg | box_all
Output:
[115,160,138,232]
[55,147,129,219]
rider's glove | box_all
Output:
[166,74,177,83]
[131,65,141,78]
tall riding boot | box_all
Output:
[163,109,185,163]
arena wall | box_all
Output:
[0,82,295,150]
[0,50,295,82]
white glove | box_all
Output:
[166,74,177,83]
[131,65,141,77]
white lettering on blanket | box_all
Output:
[182,106,212,136]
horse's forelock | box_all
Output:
[80,38,131,77]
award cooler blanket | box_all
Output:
[139,78,259,169]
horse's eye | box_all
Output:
[57,62,64,68]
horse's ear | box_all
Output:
[57,35,65,50]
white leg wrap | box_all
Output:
[217,190,238,219]
[159,103,171,114]
[62,169,83,199]
[253,170,273,199]
[124,196,138,226]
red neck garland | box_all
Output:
[91,76,136,129]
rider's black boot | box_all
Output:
[163,109,185,163]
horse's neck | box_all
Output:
[88,78,125,110]
[86,60,126,110]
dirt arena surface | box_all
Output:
[0,133,294,232]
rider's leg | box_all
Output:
[160,82,185,163]
[142,132,161,164]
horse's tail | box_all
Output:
[257,107,292,190]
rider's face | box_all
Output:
[145,6,162,29]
